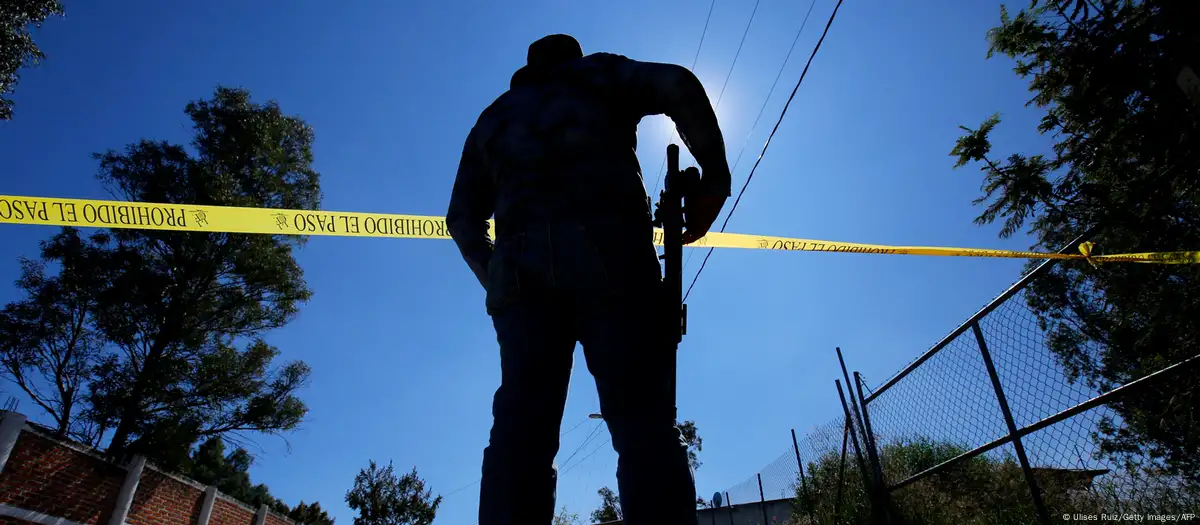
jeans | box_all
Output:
[477,277,697,525]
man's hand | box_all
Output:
[682,193,727,245]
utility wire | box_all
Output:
[652,0,762,196]
[559,421,605,468]
[725,0,819,175]
[442,414,595,498]
[683,0,847,303]
[649,0,719,198]
[712,0,762,110]
[559,415,591,438]
[443,478,479,498]
[689,0,718,72]
[683,0,820,274]
[561,438,612,475]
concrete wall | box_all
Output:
[594,498,797,525]
[698,498,796,525]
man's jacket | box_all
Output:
[447,52,730,310]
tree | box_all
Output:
[950,0,1200,479]
[0,87,319,466]
[0,230,111,441]
[678,419,702,471]
[287,501,335,525]
[695,496,710,509]
[589,486,622,524]
[78,86,322,465]
[178,436,333,525]
[0,0,63,120]
[345,460,441,525]
[552,506,581,525]
[180,436,287,510]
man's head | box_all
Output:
[526,34,583,69]
[511,34,584,88]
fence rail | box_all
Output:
[714,242,1199,524]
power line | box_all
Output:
[725,0,819,174]
[560,415,591,438]
[559,420,605,468]
[652,0,762,196]
[442,414,595,498]
[712,0,762,110]
[690,0,718,71]
[561,437,612,475]
[683,0,820,274]
[443,478,479,498]
[683,0,848,303]
[649,0,719,198]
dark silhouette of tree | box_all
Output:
[590,486,622,523]
[345,460,441,525]
[179,437,334,525]
[180,436,285,510]
[81,86,321,466]
[0,230,112,441]
[552,506,581,525]
[678,419,703,471]
[287,501,335,525]
[0,87,320,469]
[951,0,1200,480]
[0,0,63,120]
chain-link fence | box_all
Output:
[716,253,1199,524]
[714,414,867,525]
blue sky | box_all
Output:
[0,0,1058,522]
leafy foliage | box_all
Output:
[83,86,320,465]
[677,419,703,471]
[950,0,1200,480]
[552,506,582,525]
[180,436,287,511]
[180,437,335,525]
[0,230,112,440]
[0,0,63,120]
[286,501,336,525]
[791,436,1198,525]
[345,460,441,525]
[589,486,622,523]
[0,87,320,469]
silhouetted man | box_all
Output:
[447,34,730,525]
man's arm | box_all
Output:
[607,54,732,198]
[446,130,496,288]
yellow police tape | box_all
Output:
[1,195,1197,264]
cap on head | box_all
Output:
[527,34,583,68]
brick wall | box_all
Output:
[263,512,290,525]
[0,412,298,525]
[207,499,254,525]
[126,470,208,525]
[0,429,123,525]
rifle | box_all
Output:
[654,144,699,419]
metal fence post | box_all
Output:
[726,491,734,524]
[854,371,890,523]
[971,322,1051,525]
[757,473,770,525]
[792,428,816,524]
[838,349,889,524]
[834,421,849,525]
[836,379,880,525]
